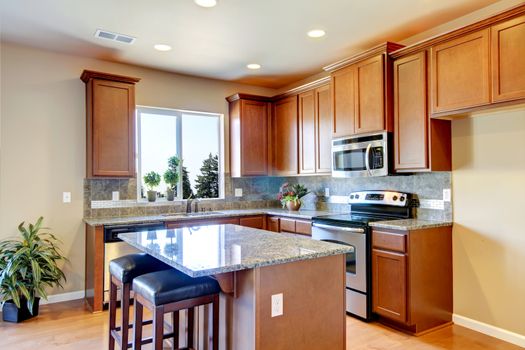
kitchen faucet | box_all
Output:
[186,197,193,213]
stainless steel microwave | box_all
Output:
[332,131,389,177]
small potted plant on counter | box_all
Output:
[0,217,67,323]
[278,183,309,211]
[144,171,161,202]
[164,156,180,201]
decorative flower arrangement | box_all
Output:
[277,183,309,210]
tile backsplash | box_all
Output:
[85,172,451,221]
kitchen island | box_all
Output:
[118,224,351,350]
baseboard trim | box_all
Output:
[453,314,525,348]
[40,290,85,305]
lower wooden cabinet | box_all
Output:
[372,226,452,334]
[239,215,266,229]
[166,217,240,229]
[267,216,280,232]
[266,216,312,236]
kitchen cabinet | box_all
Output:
[267,216,280,232]
[372,226,452,334]
[491,14,525,102]
[430,29,491,114]
[393,51,451,172]
[267,216,312,236]
[166,217,240,229]
[272,96,298,175]
[355,55,385,133]
[331,65,356,137]
[227,94,271,177]
[81,70,140,178]
[298,84,332,175]
[239,215,266,229]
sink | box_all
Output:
[162,211,223,217]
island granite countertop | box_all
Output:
[118,224,352,277]
[84,208,340,227]
[369,219,453,230]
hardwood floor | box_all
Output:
[0,300,521,350]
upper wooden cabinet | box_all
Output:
[491,14,525,102]
[298,84,332,175]
[325,42,404,137]
[272,96,298,176]
[227,94,271,177]
[431,29,491,114]
[81,70,140,178]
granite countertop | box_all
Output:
[83,208,339,226]
[369,219,453,230]
[118,224,352,277]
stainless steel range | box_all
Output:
[312,190,413,320]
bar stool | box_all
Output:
[132,269,221,350]
[108,253,171,350]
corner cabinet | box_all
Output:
[227,94,271,177]
[81,70,140,178]
[372,226,452,334]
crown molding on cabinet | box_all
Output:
[80,70,141,84]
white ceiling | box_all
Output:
[0,0,498,88]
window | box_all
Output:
[137,106,223,200]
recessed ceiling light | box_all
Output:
[246,63,261,70]
[154,44,172,51]
[194,0,217,7]
[307,29,326,38]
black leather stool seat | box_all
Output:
[109,253,170,284]
[133,269,221,306]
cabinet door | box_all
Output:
[267,216,280,232]
[272,96,298,175]
[394,52,429,171]
[166,217,239,229]
[331,65,356,137]
[431,29,490,114]
[315,85,332,173]
[372,249,407,323]
[298,90,316,174]
[355,55,385,133]
[241,100,269,176]
[491,15,525,102]
[91,79,135,177]
[239,216,265,229]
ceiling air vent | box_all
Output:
[94,29,136,44]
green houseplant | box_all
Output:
[163,156,180,201]
[0,217,67,322]
[143,171,161,202]
[277,183,309,211]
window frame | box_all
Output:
[136,105,224,202]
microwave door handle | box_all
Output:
[365,143,372,176]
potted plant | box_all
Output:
[143,171,161,202]
[0,217,67,323]
[163,156,180,201]
[277,183,309,211]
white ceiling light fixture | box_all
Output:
[194,0,217,8]
[154,44,172,51]
[307,29,326,38]
[246,63,261,70]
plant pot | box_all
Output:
[166,189,175,201]
[147,190,157,202]
[286,200,301,211]
[2,297,40,323]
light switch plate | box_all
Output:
[324,188,330,197]
[234,188,243,197]
[443,189,451,202]
[271,293,283,317]
[112,191,120,201]
[62,192,71,203]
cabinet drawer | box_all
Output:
[373,230,406,252]
[280,218,296,232]
[295,220,312,235]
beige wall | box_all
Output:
[0,42,276,294]
[452,106,525,335]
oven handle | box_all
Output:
[312,223,365,233]
[364,143,372,176]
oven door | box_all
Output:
[332,137,388,178]
[311,223,366,293]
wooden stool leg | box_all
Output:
[187,308,195,348]
[153,305,165,350]
[212,295,219,350]
[172,311,179,349]
[108,278,118,350]
[121,282,131,349]
[133,299,144,350]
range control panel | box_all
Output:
[348,190,409,207]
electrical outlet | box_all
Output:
[443,189,451,202]
[234,188,243,197]
[62,192,71,203]
[324,188,330,197]
[112,191,120,201]
[271,293,283,317]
